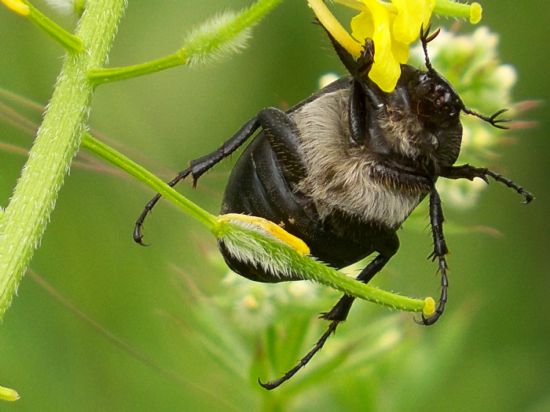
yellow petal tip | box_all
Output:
[308,0,362,58]
[423,297,436,317]
[1,0,30,16]
[0,385,20,402]
[470,3,482,24]
[218,214,310,256]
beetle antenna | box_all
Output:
[462,107,511,130]
[258,320,340,390]
[419,25,440,73]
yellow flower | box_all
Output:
[1,0,30,16]
[310,0,483,93]
[350,0,435,92]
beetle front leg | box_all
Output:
[133,116,261,244]
[441,164,534,203]
[421,187,449,326]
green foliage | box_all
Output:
[0,1,548,411]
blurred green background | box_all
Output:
[1,1,549,410]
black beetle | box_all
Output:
[134,27,533,389]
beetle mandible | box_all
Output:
[134,26,533,389]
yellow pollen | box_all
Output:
[423,297,436,317]
[469,3,482,24]
[219,213,310,256]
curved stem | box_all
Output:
[80,133,430,314]
[88,51,184,85]
[26,2,84,52]
[1,0,84,52]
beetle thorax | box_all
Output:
[291,89,427,229]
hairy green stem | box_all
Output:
[0,0,127,319]
[217,223,428,313]
[81,133,428,314]
[88,51,184,85]
[88,0,283,85]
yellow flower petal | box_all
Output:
[309,0,362,58]
[355,0,401,92]
[331,0,481,92]
[392,0,435,44]
[0,385,20,402]
[1,0,30,16]
[350,9,374,43]
[391,39,409,64]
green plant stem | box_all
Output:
[27,2,84,53]
[0,0,127,319]
[88,0,282,85]
[218,223,427,313]
[334,0,479,20]
[81,133,427,314]
[434,0,478,20]
[88,51,184,85]
[81,133,217,230]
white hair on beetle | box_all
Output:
[184,11,252,67]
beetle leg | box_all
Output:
[348,79,368,145]
[441,164,534,204]
[133,116,261,245]
[322,254,392,321]
[349,80,392,154]
[257,107,308,185]
[259,253,393,390]
[134,106,313,245]
[420,187,449,326]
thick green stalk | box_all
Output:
[0,0,127,319]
